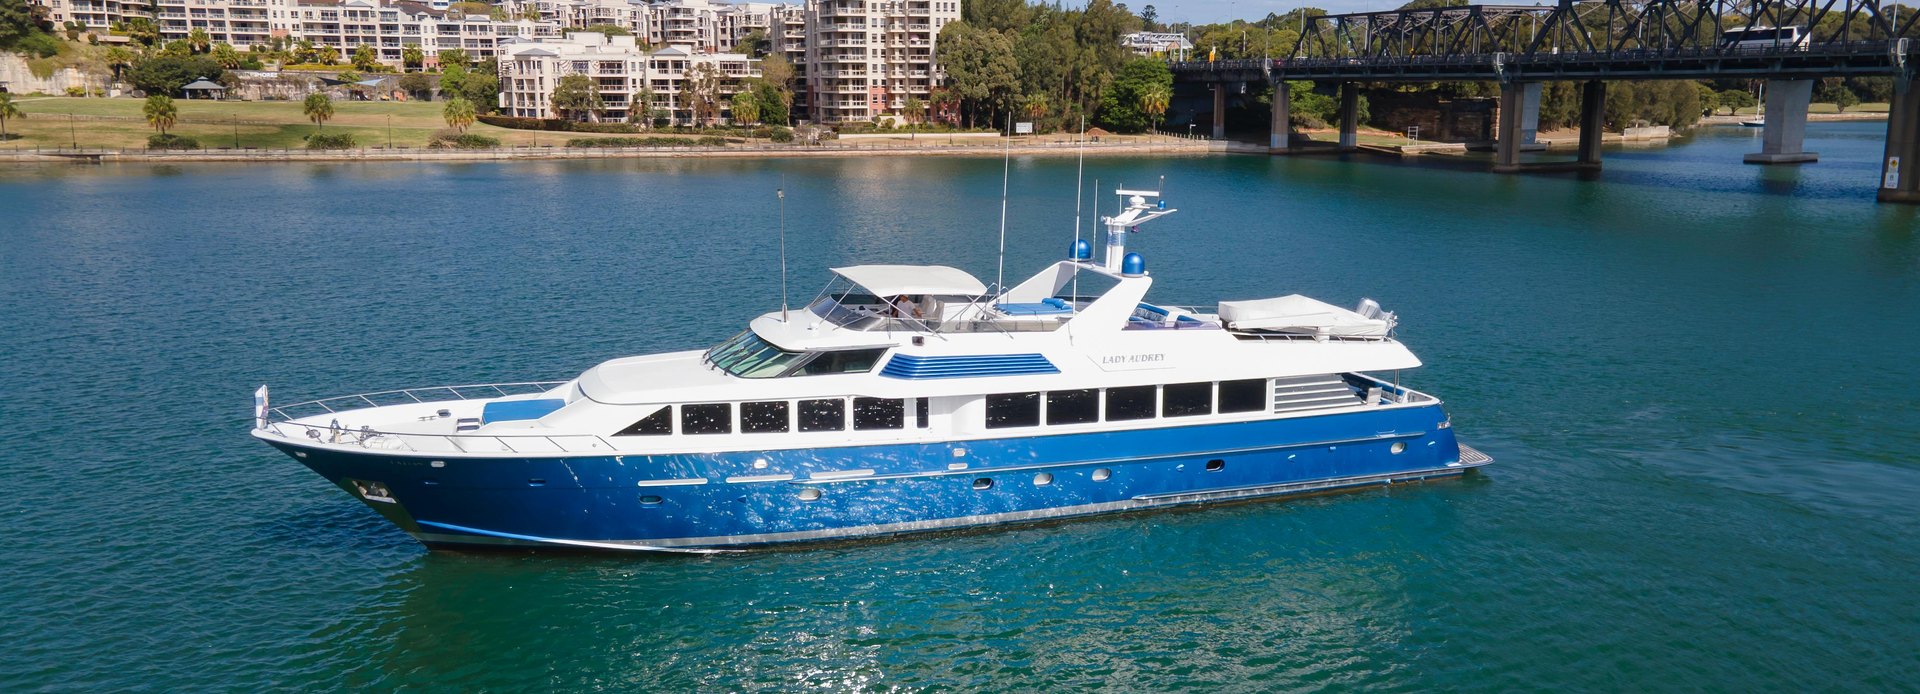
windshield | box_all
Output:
[704,331,809,378]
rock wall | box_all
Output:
[0,53,108,95]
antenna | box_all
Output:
[777,176,789,322]
[1072,115,1086,301]
[995,111,1012,297]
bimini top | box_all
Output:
[831,265,987,297]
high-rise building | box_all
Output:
[803,0,957,123]
[498,31,759,124]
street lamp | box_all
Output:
[69,113,77,150]
[1188,123,1195,139]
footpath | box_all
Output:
[1,137,1218,164]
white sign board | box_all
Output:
[1886,156,1902,189]
[1015,121,1034,135]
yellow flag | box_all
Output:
[1209,46,1217,63]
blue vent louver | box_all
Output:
[881,354,1060,379]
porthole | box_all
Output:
[639,495,663,506]
[798,488,822,501]
[1091,468,1112,482]
[1033,472,1053,486]
[972,478,994,490]
[1205,459,1224,472]
[1391,441,1408,454]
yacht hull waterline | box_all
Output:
[253,187,1490,551]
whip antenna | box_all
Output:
[1072,115,1086,299]
[778,176,789,322]
[996,111,1012,297]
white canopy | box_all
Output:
[831,265,987,297]
[1218,295,1394,337]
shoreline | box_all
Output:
[0,138,1220,164]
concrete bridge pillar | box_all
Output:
[1578,80,1606,168]
[1879,78,1920,203]
[1338,82,1359,151]
[1270,81,1292,154]
[1494,82,1540,172]
[1745,79,1819,164]
[1212,84,1227,140]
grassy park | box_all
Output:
[0,97,705,150]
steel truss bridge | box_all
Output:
[1173,0,1915,82]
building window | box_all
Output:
[612,406,672,436]
[1105,385,1156,421]
[1162,382,1213,417]
[853,397,905,430]
[681,403,732,434]
[1045,389,1099,425]
[741,401,789,433]
[985,392,1040,429]
[798,398,846,432]
[1218,379,1268,414]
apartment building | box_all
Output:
[804,0,957,123]
[498,31,758,125]
[1121,31,1193,59]
[501,0,770,55]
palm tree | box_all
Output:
[352,45,377,71]
[187,28,210,54]
[303,92,334,131]
[143,95,177,136]
[1024,93,1048,123]
[316,46,340,66]
[903,96,926,126]
[0,94,24,142]
[402,44,424,70]
[443,95,476,132]
[1140,86,1170,135]
[211,43,241,69]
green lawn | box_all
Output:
[0,97,704,149]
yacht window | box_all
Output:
[1105,385,1157,421]
[985,392,1040,429]
[798,398,846,432]
[1163,382,1213,417]
[852,397,904,430]
[681,403,733,434]
[798,348,888,375]
[1046,389,1099,425]
[1219,379,1268,413]
[914,397,929,429]
[612,406,672,436]
[704,331,809,378]
[741,401,790,433]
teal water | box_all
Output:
[4,123,1918,690]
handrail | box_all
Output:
[267,381,567,423]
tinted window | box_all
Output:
[915,397,929,429]
[681,403,732,434]
[741,401,789,433]
[798,398,845,432]
[1105,385,1156,421]
[799,348,887,375]
[1046,389,1099,425]
[613,407,672,436]
[1218,379,1268,413]
[1162,382,1213,417]
[986,392,1040,429]
[853,397,904,430]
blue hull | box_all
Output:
[267,404,1484,550]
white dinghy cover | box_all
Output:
[1217,295,1395,338]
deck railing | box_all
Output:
[259,381,632,455]
[266,381,567,423]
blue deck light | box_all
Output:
[1071,239,1093,260]
[1121,252,1146,276]
[1157,199,1167,210]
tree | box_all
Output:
[124,17,160,47]
[938,21,1019,128]
[303,92,334,131]
[397,72,432,100]
[461,60,499,113]
[316,46,339,65]
[437,48,470,71]
[751,80,789,125]
[1139,4,1158,30]
[1097,58,1171,132]
[580,24,631,38]
[632,86,660,127]
[352,45,378,71]
[293,39,317,64]
[903,96,926,125]
[211,42,241,69]
[126,55,226,96]
[551,73,604,121]
[680,63,722,127]
[443,95,476,132]
[106,46,134,81]
[730,90,760,126]
[0,93,23,141]
[734,28,770,57]
[1024,93,1049,124]
[143,95,178,135]
[187,27,210,54]
[438,63,468,99]
[1139,85,1169,133]
[1718,88,1757,115]
[1819,78,1860,112]
[402,44,424,70]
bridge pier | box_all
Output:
[1578,80,1605,168]
[1212,84,1227,140]
[1494,82,1541,172]
[1879,78,1920,203]
[1338,82,1359,151]
[1270,81,1292,154]
[1745,79,1819,164]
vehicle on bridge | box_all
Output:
[1721,26,1811,52]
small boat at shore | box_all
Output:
[252,187,1490,552]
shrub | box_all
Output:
[15,33,62,59]
[306,133,356,149]
[65,86,86,97]
[147,133,201,149]
[769,126,794,143]
[564,136,725,148]
[427,130,501,149]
